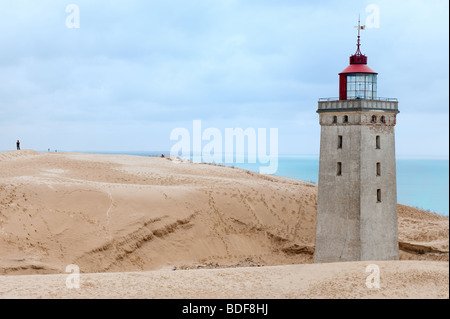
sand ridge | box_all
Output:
[0,151,448,275]
[0,151,318,274]
[0,261,447,299]
[0,150,448,298]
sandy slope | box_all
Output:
[0,261,447,299]
[0,150,319,274]
[0,150,448,298]
[0,150,448,275]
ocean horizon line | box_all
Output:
[3,149,447,161]
[1,149,448,216]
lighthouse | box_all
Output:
[314,20,399,263]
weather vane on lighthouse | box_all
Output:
[354,15,366,56]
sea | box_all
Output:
[56,151,450,217]
[220,155,449,217]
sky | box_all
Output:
[0,0,448,158]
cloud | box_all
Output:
[0,0,448,156]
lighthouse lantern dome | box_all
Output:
[339,19,378,100]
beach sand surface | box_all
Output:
[0,150,448,298]
[0,260,448,299]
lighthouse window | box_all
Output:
[338,135,343,149]
[381,116,386,123]
[377,162,381,176]
[343,115,349,123]
[377,189,382,203]
[337,162,342,176]
[371,115,377,123]
[346,73,377,100]
[376,136,381,149]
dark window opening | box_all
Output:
[381,116,386,124]
[371,115,377,123]
[332,116,337,124]
[377,162,381,176]
[338,135,343,149]
[376,135,381,149]
[344,115,349,123]
[337,162,342,176]
[377,189,381,203]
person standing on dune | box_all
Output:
[16,140,20,151]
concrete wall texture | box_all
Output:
[314,102,399,263]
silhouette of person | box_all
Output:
[16,140,20,151]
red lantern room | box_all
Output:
[339,19,377,100]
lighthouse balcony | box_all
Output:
[317,98,399,113]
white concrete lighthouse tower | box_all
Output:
[314,21,400,263]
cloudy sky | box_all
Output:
[0,0,448,157]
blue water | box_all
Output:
[224,157,449,217]
[396,160,449,216]
[69,151,449,217]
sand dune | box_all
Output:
[0,150,448,298]
[0,150,319,274]
[0,261,447,299]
